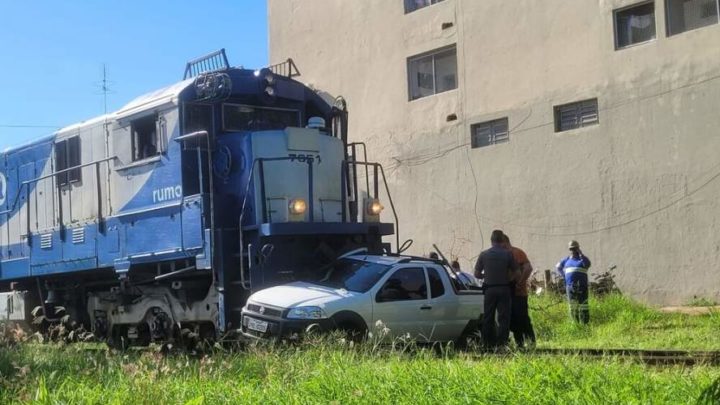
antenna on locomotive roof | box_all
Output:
[94,64,115,114]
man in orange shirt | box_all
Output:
[502,234,536,348]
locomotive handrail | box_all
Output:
[239,157,316,226]
[238,156,316,290]
[175,131,214,144]
[343,160,400,253]
[346,142,371,221]
[0,156,116,247]
[175,130,216,281]
[266,58,301,78]
[183,49,230,80]
[0,156,116,216]
[21,156,117,186]
[0,182,28,217]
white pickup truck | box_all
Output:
[240,254,484,343]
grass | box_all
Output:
[688,297,718,307]
[0,293,719,404]
[530,293,720,350]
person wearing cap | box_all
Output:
[556,240,592,324]
[502,234,536,348]
[474,230,520,348]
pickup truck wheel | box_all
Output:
[457,316,483,350]
[338,323,366,343]
[330,312,368,343]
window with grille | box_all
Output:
[405,0,444,13]
[471,118,509,148]
[666,0,719,35]
[554,99,599,132]
[615,2,656,49]
[407,45,457,100]
[55,136,81,187]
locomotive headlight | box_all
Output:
[366,199,384,216]
[263,71,275,84]
[364,198,383,223]
[289,198,307,215]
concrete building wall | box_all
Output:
[269,0,720,305]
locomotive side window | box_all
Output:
[131,115,160,162]
[184,104,213,134]
[222,104,300,132]
[55,136,81,186]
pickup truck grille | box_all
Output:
[247,304,283,318]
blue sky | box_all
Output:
[0,0,268,150]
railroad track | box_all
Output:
[488,348,720,366]
[15,338,720,366]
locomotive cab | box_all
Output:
[175,55,396,331]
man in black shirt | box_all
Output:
[474,229,519,349]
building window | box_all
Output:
[666,0,719,36]
[471,118,509,148]
[614,2,656,49]
[554,99,599,132]
[131,115,161,162]
[407,45,457,100]
[405,0,444,13]
[55,136,81,186]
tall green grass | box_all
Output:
[530,293,720,350]
[0,343,719,404]
[0,345,720,404]
[0,294,719,404]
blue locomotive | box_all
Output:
[0,50,396,346]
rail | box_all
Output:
[237,157,314,289]
[183,49,231,80]
[346,142,371,221]
[343,161,400,251]
[175,130,216,280]
[477,348,720,366]
[0,156,116,246]
[266,58,300,78]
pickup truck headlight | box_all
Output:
[286,306,326,320]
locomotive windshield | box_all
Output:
[222,104,300,132]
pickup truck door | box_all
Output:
[422,266,474,342]
[371,266,430,340]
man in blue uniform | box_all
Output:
[556,240,591,324]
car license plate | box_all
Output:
[247,317,268,333]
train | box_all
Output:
[0,50,397,347]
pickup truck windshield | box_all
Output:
[313,259,391,293]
